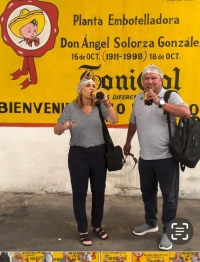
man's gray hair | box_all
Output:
[141,64,163,78]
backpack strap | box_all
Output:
[124,152,138,171]
[164,90,187,171]
[95,102,114,148]
[163,90,178,103]
[163,90,178,114]
[163,90,178,141]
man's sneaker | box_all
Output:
[133,223,159,235]
[159,233,172,250]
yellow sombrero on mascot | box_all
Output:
[9,8,45,38]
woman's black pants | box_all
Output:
[68,144,107,233]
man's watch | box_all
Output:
[159,98,166,108]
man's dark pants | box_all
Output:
[139,157,179,232]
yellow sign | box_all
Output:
[67,252,98,262]
[12,252,48,262]
[12,252,98,262]
[169,252,199,262]
[100,252,131,262]
[132,252,169,262]
[0,0,200,126]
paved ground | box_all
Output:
[0,193,199,251]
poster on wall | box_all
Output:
[132,252,169,262]
[0,0,200,126]
[100,252,131,262]
[169,252,200,262]
[3,252,200,262]
[10,252,99,262]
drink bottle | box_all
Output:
[92,90,104,100]
[144,87,153,106]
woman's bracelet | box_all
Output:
[103,99,109,104]
[105,103,112,108]
[104,101,110,106]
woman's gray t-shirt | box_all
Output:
[57,102,109,148]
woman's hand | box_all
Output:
[63,120,76,130]
[54,120,76,135]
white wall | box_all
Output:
[0,127,200,198]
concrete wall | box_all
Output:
[0,127,200,199]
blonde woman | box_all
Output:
[54,76,118,246]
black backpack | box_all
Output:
[0,253,10,262]
[164,90,200,171]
